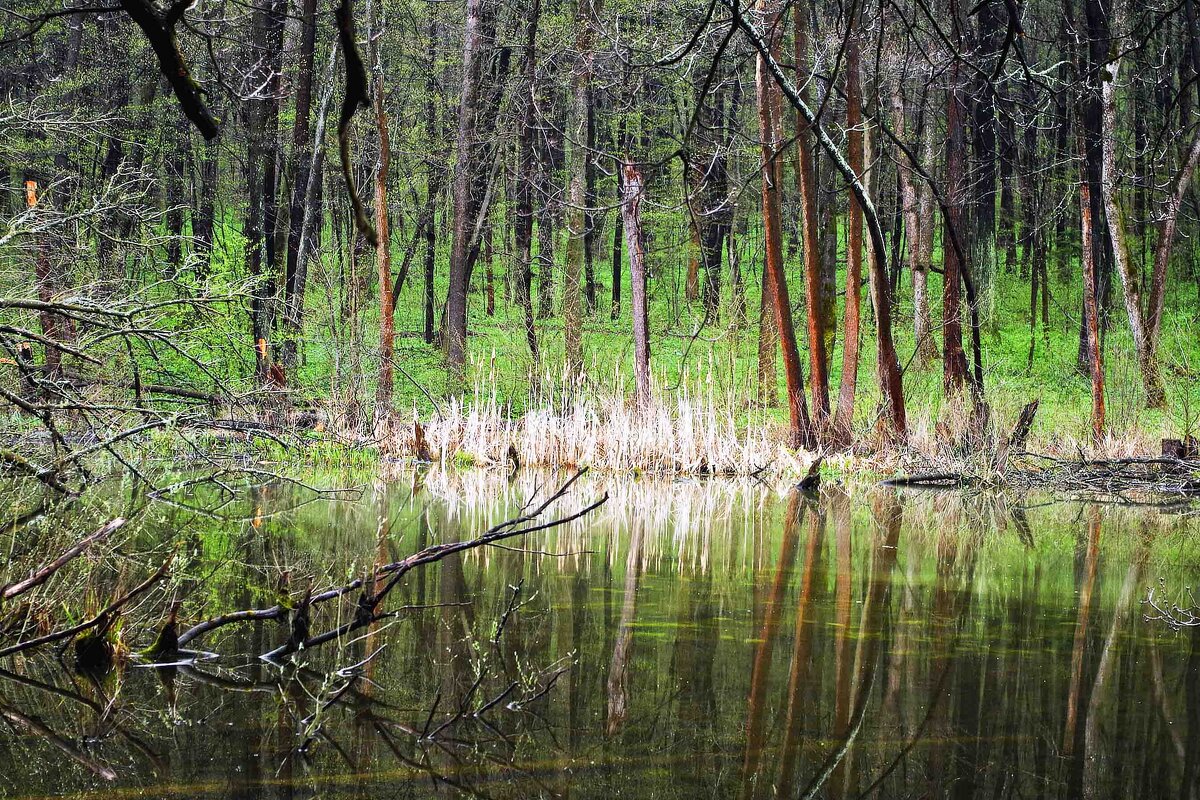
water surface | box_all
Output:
[2,470,1198,798]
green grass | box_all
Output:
[210,210,1200,451]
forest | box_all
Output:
[4,3,1200,797]
[0,0,1197,471]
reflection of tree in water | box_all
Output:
[1,474,1198,798]
[606,517,644,736]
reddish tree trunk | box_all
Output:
[833,10,864,440]
[794,3,830,425]
[942,31,970,394]
[756,0,813,449]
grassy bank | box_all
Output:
[279,230,1200,474]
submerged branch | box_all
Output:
[2,518,125,601]
[0,552,172,659]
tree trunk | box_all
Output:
[373,56,394,422]
[584,94,598,313]
[164,118,188,268]
[611,177,623,320]
[445,0,493,383]
[514,0,542,366]
[894,84,938,365]
[690,71,731,322]
[756,0,813,449]
[1147,125,1200,345]
[563,0,603,378]
[193,136,217,271]
[795,2,829,424]
[833,8,864,441]
[757,255,778,407]
[1098,10,1166,409]
[1079,132,1106,441]
[622,162,651,406]
[281,47,337,373]
[422,17,441,347]
[685,218,701,302]
[970,0,1002,321]
[942,10,970,394]
[280,0,320,370]
[244,0,286,385]
[914,103,940,365]
[24,180,71,377]
[536,119,557,321]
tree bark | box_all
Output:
[372,41,394,423]
[1147,125,1200,345]
[244,0,287,385]
[756,0,814,449]
[795,2,830,424]
[942,7,970,395]
[833,6,864,440]
[611,169,623,321]
[280,0,320,370]
[514,0,542,367]
[622,162,651,406]
[281,47,337,373]
[1078,132,1106,441]
[894,84,938,365]
[563,0,603,378]
[445,0,493,383]
[916,104,940,365]
[1098,7,1166,409]
[24,180,71,377]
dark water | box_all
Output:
[2,470,1199,799]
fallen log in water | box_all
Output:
[885,454,1200,501]
[0,552,173,660]
[882,399,1200,502]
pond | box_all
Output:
[1,469,1198,798]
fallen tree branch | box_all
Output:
[176,470,604,655]
[2,518,125,601]
[0,552,172,659]
[263,481,607,660]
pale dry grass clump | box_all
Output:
[386,373,814,477]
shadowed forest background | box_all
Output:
[3,0,1200,461]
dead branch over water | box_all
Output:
[1,470,604,666]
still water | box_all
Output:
[2,469,1198,798]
